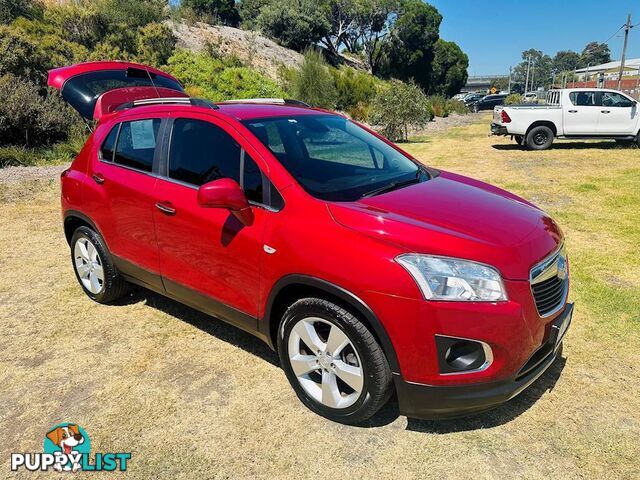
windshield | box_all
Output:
[243,115,428,201]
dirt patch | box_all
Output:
[410,113,481,137]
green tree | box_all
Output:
[370,80,432,142]
[513,49,553,90]
[580,41,611,66]
[290,49,337,108]
[429,38,468,96]
[0,0,35,24]
[552,50,580,74]
[257,0,330,52]
[182,0,240,26]
[238,0,270,28]
[136,22,176,67]
[0,25,49,84]
[383,0,442,91]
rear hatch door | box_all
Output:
[48,61,186,120]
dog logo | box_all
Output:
[44,423,90,472]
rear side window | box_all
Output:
[602,92,635,107]
[169,119,241,186]
[100,125,119,161]
[569,91,599,106]
[114,119,161,172]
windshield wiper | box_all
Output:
[361,170,423,198]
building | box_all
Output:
[574,58,640,81]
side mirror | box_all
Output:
[197,178,254,226]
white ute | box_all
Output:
[491,88,640,150]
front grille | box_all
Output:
[530,246,568,317]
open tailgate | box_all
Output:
[48,61,186,120]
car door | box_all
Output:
[598,91,639,135]
[85,115,166,289]
[563,91,601,135]
[153,115,280,332]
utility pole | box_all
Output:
[524,56,531,94]
[531,61,536,91]
[618,14,633,90]
[508,66,512,93]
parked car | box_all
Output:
[452,93,469,101]
[463,93,485,105]
[52,61,572,424]
[468,94,508,112]
[491,88,640,150]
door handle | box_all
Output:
[155,201,176,215]
[601,110,611,114]
[92,173,105,184]
[568,110,578,113]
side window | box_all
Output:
[169,119,241,186]
[114,119,161,172]
[602,92,634,107]
[100,124,119,161]
[243,152,264,203]
[569,91,599,106]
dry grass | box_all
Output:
[1,114,639,479]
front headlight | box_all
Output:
[396,254,507,302]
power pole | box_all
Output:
[508,66,512,93]
[524,57,531,94]
[618,14,633,90]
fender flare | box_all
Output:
[63,210,104,244]
[262,274,400,374]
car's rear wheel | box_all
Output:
[278,298,392,424]
[71,226,129,303]
[472,104,480,113]
[526,125,554,150]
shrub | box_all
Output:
[165,50,283,101]
[332,67,378,115]
[181,0,240,26]
[257,0,329,52]
[136,22,176,67]
[370,80,433,142]
[43,4,108,49]
[0,0,36,25]
[445,99,468,115]
[505,93,523,105]
[94,0,167,29]
[0,25,50,84]
[428,95,448,118]
[11,18,90,65]
[289,49,337,109]
[0,74,74,148]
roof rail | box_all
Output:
[217,98,311,107]
[115,97,219,111]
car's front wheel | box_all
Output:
[278,298,392,424]
[70,226,129,303]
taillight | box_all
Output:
[501,110,511,123]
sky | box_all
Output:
[429,0,640,76]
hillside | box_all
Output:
[170,21,304,82]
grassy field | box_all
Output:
[1,114,639,479]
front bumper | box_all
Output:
[394,303,573,419]
[491,122,509,135]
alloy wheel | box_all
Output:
[288,317,364,409]
[74,237,104,294]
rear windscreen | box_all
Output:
[61,68,184,119]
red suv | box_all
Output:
[53,62,572,424]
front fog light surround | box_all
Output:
[396,254,507,302]
[435,335,493,374]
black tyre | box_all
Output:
[472,104,480,113]
[70,226,129,303]
[526,125,554,150]
[277,298,392,425]
[514,135,524,146]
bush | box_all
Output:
[181,0,240,26]
[94,0,167,29]
[0,25,50,84]
[370,80,433,142]
[289,49,337,109]
[0,0,36,25]
[0,74,75,148]
[136,22,176,67]
[428,95,448,118]
[257,0,329,52]
[445,99,468,115]
[505,93,523,105]
[44,4,108,49]
[332,67,378,117]
[165,50,283,101]
[11,18,89,65]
